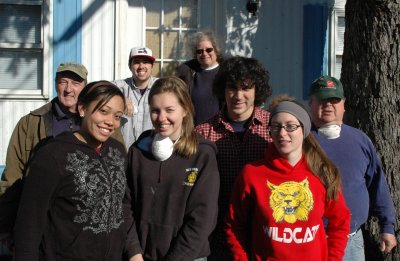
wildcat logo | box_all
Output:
[183,168,198,186]
[263,224,320,243]
[267,179,314,224]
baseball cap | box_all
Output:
[56,62,88,80]
[309,75,344,99]
[129,47,156,62]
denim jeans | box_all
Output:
[343,229,365,261]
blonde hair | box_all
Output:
[149,76,198,158]
[268,95,342,200]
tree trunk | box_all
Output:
[341,0,400,260]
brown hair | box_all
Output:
[268,95,342,200]
[148,76,198,157]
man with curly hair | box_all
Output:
[196,56,273,260]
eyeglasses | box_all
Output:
[196,48,214,54]
[269,124,302,133]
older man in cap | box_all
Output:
[0,62,88,253]
[309,75,397,260]
[113,47,158,148]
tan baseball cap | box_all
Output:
[56,62,88,80]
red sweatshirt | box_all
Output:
[225,144,350,261]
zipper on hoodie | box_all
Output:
[158,161,163,183]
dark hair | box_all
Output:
[77,81,126,113]
[149,76,198,157]
[190,31,223,62]
[213,56,272,106]
[128,56,154,68]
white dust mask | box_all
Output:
[152,133,177,161]
[318,124,341,139]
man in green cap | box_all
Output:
[0,62,88,254]
[309,75,397,260]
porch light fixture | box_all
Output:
[247,0,260,16]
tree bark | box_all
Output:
[341,0,400,260]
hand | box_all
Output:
[125,98,134,117]
[379,233,397,253]
[129,253,144,261]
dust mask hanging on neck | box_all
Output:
[152,133,178,161]
[318,124,341,139]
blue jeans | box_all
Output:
[343,229,365,261]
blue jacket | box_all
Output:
[312,124,396,234]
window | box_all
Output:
[329,8,345,79]
[144,0,199,77]
[0,0,50,98]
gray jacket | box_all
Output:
[112,76,158,148]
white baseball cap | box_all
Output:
[129,47,156,62]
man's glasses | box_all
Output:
[196,48,214,54]
[269,124,302,133]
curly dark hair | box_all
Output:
[213,56,272,106]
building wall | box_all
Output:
[0,101,47,169]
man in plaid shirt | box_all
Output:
[196,56,273,260]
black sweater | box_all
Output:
[127,130,220,261]
[14,132,141,261]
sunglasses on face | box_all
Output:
[196,48,214,54]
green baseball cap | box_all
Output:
[56,62,88,80]
[309,75,344,99]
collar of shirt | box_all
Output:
[218,106,265,131]
[53,99,74,120]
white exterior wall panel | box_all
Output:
[0,100,47,165]
[82,0,115,82]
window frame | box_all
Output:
[145,0,200,77]
[328,7,345,79]
[0,0,52,99]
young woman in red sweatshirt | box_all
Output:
[225,98,350,261]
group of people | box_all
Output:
[0,30,397,261]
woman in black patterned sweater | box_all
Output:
[14,81,143,261]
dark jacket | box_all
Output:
[0,99,125,233]
[176,59,221,125]
[127,130,219,261]
[14,132,140,261]
[176,59,202,94]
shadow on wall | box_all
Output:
[225,2,259,57]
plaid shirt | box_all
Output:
[196,106,272,258]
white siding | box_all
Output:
[82,0,145,82]
[82,0,116,82]
[0,100,47,165]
